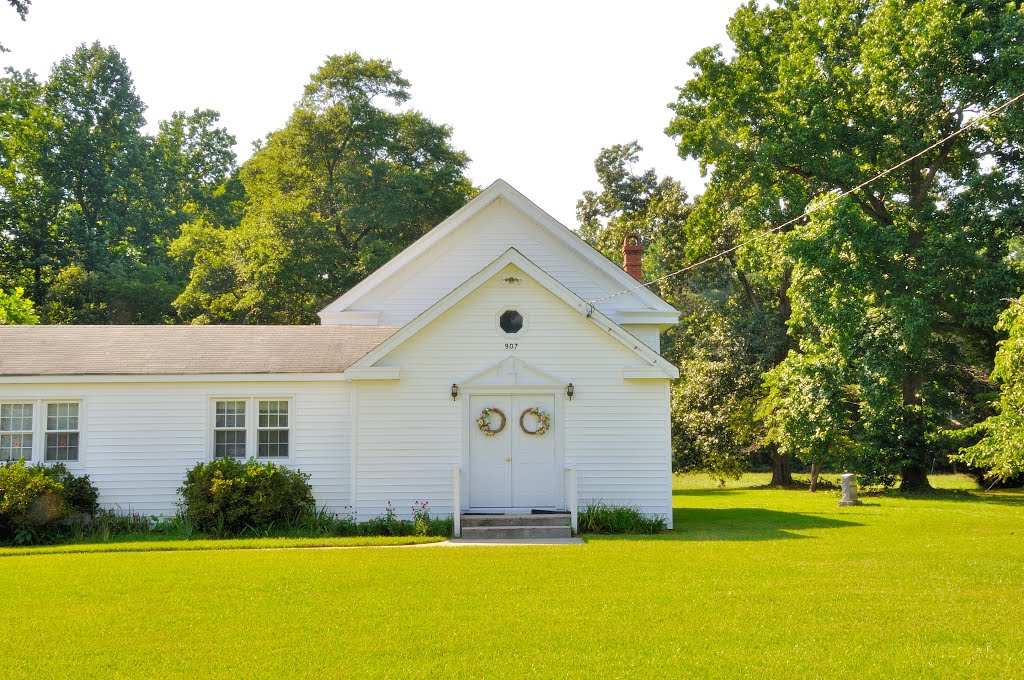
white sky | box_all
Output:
[0,0,742,228]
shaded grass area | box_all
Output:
[0,534,443,557]
[2,474,1023,678]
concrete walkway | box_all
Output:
[424,537,585,546]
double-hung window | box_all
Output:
[214,400,248,458]
[212,398,290,460]
[46,402,80,462]
[257,401,289,458]
[0,401,82,463]
[0,403,34,462]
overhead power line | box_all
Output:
[587,89,1024,306]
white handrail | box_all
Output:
[564,463,578,533]
[452,465,461,538]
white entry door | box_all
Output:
[511,394,556,508]
[468,395,513,508]
[468,394,556,509]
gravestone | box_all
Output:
[839,473,863,507]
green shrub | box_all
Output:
[577,501,667,534]
[42,464,100,515]
[0,460,100,543]
[178,458,315,536]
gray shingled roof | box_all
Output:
[0,325,398,376]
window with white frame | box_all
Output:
[45,402,80,462]
[212,398,291,460]
[257,400,289,458]
[214,400,247,458]
[0,403,34,462]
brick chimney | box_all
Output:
[622,232,643,282]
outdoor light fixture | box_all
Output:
[566,383,575,401]
[451,383,459,401]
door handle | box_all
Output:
[505,457,511,462]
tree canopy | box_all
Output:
[171,52,474,324]
[0,286,37,324]
[0,42,240,324]
[952,299,1024,482]
[666,0,1024,488]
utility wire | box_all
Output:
[587,89,1024,306]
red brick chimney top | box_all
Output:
[622,232,643,282]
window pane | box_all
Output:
[214,429,246,458]
[46,432,79,462]
[1,403,33,432]
[0,433,32,462]
[257,429,289,458]
[258,400,288,428]
[46,402,78,431]
[215,401,246,428]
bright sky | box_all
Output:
[0,0,743,228]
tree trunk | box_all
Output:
[899,372,933,491]
[900,463,931,491]
[809,462,821,492]
[770,449,793,487]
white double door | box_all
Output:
[468,394,557,509]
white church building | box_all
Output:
[0,180,679,531]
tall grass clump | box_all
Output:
[577,501,667,534]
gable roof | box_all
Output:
[349,248,679,379]
[0,325,397,377]
[318,179,678,320]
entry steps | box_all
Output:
[460,512,572,539]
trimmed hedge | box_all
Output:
[178,458,315,535]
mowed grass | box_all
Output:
[4,474,1023,679]
[0,534,443,557]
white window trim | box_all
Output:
[0,401,34,463]
[496,305,529,337]
[208,397,293,462]
[0,399,86,467]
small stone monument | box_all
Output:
[839,473,862,506]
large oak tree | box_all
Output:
[668,0,1024,488]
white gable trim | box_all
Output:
[348,248,679,379]
[317,179,677,319]
[461,356,565,388]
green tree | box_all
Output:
[577,141,690,277]
[39,41,175,323]
[0,286,38,324]
[668,0,1024,489]
[152,108,240,228]
[952,299,1024,482]
[173,53,474,323]
[0,44,241,324]
[0,67,61,305]
[577,143,784,481]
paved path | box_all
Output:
[424,537,585,546]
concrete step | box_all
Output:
[460,525,573,540]
[461,513,570,528]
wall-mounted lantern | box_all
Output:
[451,383,460,401]
[566,383,575,401]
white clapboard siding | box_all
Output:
[0,381,352,516]
[345,198,656,328]
[621,325,661,352]
[353,264,672,524]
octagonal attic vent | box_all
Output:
[499,310,524,334]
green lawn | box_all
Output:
[4,474,1023,678]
